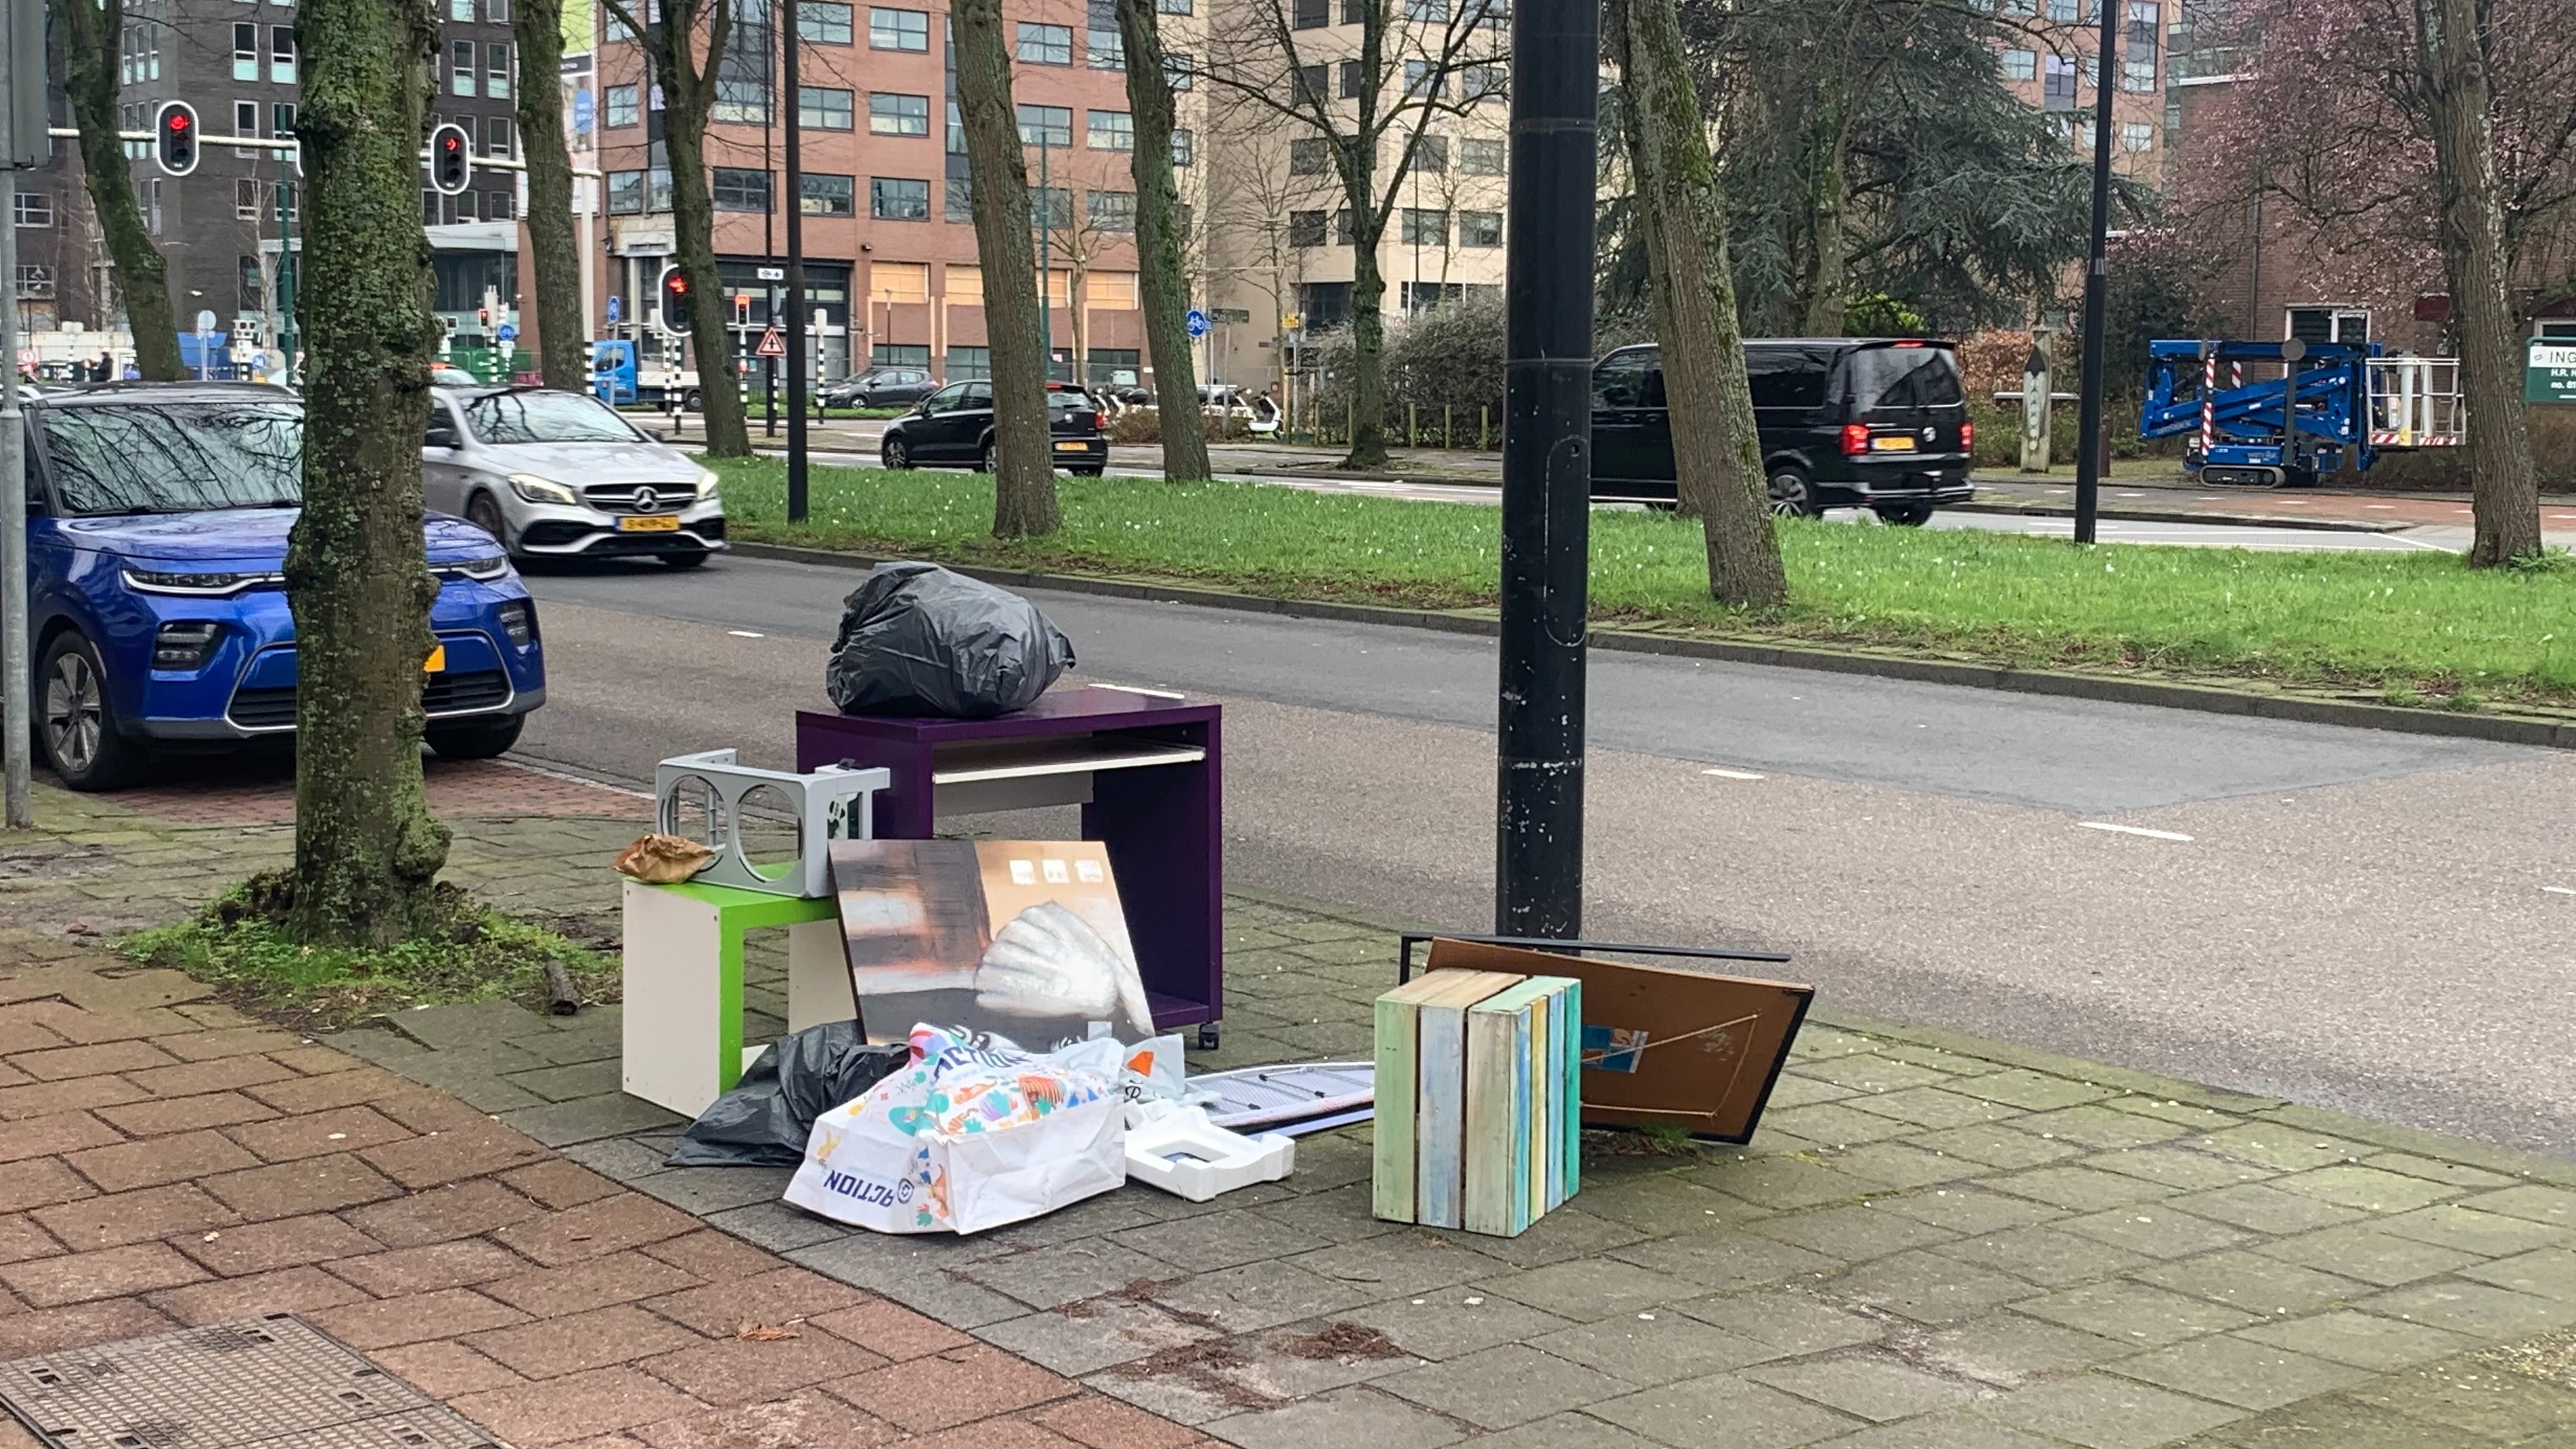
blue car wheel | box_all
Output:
[39,633,144,791]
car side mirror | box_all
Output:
[425,422,458,449]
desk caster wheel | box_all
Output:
[1197,1024,1220,1050]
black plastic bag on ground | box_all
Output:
[665,1022,910,1167]
[824,561,1076,718]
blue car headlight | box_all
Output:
[434,554,512,582]
[122,568,284,597]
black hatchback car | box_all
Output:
[1591,338,1973,523]
[877,380,1108,475]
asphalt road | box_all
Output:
[518,553,2576,1156]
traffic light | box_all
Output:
[154,101,198,178]
[657,265,692,336]
[427,122,472,196]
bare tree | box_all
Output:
[1209,142,1332,421]
[1201,0,1506,467]
[514,0,585,387]
[955,0,1060,534]
[285,0,452,942]
[48,0,186,379]
[599,0,753,455]
[1609,0,1786,604]
[1117,0,1211,479]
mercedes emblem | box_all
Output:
[631,486,657,511]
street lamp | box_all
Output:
[2071,0,2122,544]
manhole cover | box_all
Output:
[0,1315,505,1448]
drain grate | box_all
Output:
[0,1315,505,1448]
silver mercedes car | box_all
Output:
[423,387,726,568]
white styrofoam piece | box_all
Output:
[1190,1061,1374,1131]
[1123,1106,1296,1202]
[655,749,890,897]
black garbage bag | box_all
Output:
[824,561,1076,718]
[665,1022,911,1167]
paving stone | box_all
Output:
[505,1060,625,1102]
[629,1389,908,1449]
[968,1240,1187,1311]
[361,1118,553,1187]
[2082,1147,2274,1194]
[1948,1070,2121,1113]
[149,1026,302,1061]
[479,1249,704,1318]
[8,1039,181,1080]
[497,1192,702,1266]
[0,1297,178,1358]
[1686,1156,1881,1212]
[1984,1167,2170,1213]
[2053,1207,2253,1260]
[1872,1187,2063,1236]
[1564,1175,1767,1236]
[2105,1336,2372,1410]
[66,1128,258,1193]
[981,1299,1220,1376]
[1743,1352,1979,1423]
[309,1287,530,1348]
[1148,1258,1376,1334]
[1807,1412,2062,1449]
[1791,1055,1957,1095]
[0,1214,59,1267]
[2012,1280,2259,1348]
[344,1177,546,1247]
[326,1237,528,1296]
[2232,1309,2483,1371]
[0,1079,145,1124]
[2354,1279,2576,1339]
[365,1339,530,1397]
[1376,1343,1630,1429]
[1112,1209,1332,1275]
[704,1200,855,1254]
[448,1365,706,1445]
[1604,1233,1840,1297]
[1675,1289,1882,1356]
[1911,1124,2084,1171]
[2191,1393,2481,1449]
[1972,1372,2242,1449]
[2465,1185,2576,1229]
[1821,1142,1989,1191]
[200,1152,405,1219]
[505,1094,690,1148]
[1765,1075,1860,1109]
[823,1343,1081,1431]
[641,1322,893,1405]
[1247,1182,1410,1243]
[647,1263,870,1336]
[2249,1224,2485,1287]
[2273,1165,2469,1216]
[2014,1106,2191,1152]
[1832,1249,2047,1325]
[1916,1314,2133,1389]
[0,1159,97,1214]
[1341,1291,1578,1363]
[173,1211,381,1275]
[120,1055,298,1099]
[1760,1104,1923,1148]
[807,1300,978,1362]
[2131,1250,2376,1318]
[2460,1246,2576,1303]
[1747,1204,1956,1261]
[1935,1226,2153,1289]
[503,1160,627,1211]
[144,1263,373,1326]
[2195,1124,2373,1174]
[1529,1311,1780,1385]
[1198,1385,1466,1449]
[786,1239,1033,1329]
[235,1064,409,1115]
[30,1183,238,1250]
[94,1090,279,1137]
[1288,1230,1502,1300]
[1587,1370,1861,1449]
[0,1241,207,1305]
[1442,1208,1649,1272]
[2374,1204,2569,1257]
[388,1000,565,1050]
[2102,1097,2244,1131]
[626,1167,796,1216]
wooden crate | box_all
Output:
[1374,969,1582,1235]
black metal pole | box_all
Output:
[2071,0,2120,544]
[1495,0,1593,939]
[783,0,810,521]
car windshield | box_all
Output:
[463,390,641,444]
[41,401,303,515]
[1845,346,1965,412]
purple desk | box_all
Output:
[796,687,1224,1046]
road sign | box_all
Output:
[1281,312,1302,331]
[1186,309,1210,339]
[2528,339,2576,404]
[194,309,218,336]
[606,294,622,324]
[755,265,785,282]
[572,88,595,136]
[495,323,517,344]
[755,327,785,359]
[1211,307,1250,324]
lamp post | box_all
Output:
[783,0,809,517]
[2071,0,2121,544]
[1036,132,1052,381]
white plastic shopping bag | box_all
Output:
[785,1024,1128,1234]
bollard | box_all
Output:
[1408,402,1418,447]
[1480,405,1490,450]
[1445,405,1454,449]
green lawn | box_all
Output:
[706,458,2576,707]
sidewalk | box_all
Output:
[11,774,2576,1448]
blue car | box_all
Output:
[19,383,546,790]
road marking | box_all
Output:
[2546,886,2576,896]
[2079,822,2195,842]
[1095,682,1188,699]
[1701,767,1767,780]
[727,629,765,638]
[2365,504,2396,509]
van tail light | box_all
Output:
[1959,419,1974,450]
[1841,424,1870,457]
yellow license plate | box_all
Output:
[619,514,683,532]
[1870,436,1918,452]
[1055,440,1088,452]
[423,645,447,673]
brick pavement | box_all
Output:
[14,778,2576,1447]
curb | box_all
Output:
[1945,501,2406,534]
[724,539,2576,751]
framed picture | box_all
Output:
[828,839,1155,1047]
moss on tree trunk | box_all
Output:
[285,0,453,946]
[955,0,1062,536]
[1116,0,1211,483]
[514,0,586,390]
[48,0,186,381]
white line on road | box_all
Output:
[727,629,765,638]
[1702,767,1767,780]
[2079,821,2195,842]
[2547,886,2576,896]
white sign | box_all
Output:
[756,265,785,282]
[194,309,218,335]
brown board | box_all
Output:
[1423,937,1812,1144]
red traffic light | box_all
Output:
[166,113,190,132]
[669,276,689,294]
[153,101,200,177]
[442,134,460,151]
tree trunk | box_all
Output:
[1798,84,1849,338]
[1345,235,1390,467]
[514,0,585,389]
[955,0,1061,535]
[48,0,185,380]
[2414,0,2542,564]
[661,111,752,456]
[1611,0,1787,606]
[285,0,452,946]
[1116,0,1209,481]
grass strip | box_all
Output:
[707,458,2576,709]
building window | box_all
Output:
[1165,52,1194,88]
[1289,209,1326,247]
[872,177,931,220]
[1464,64,1503,100]
[487,42,510,99]
[1341,0,1365,20]
[1461,137,1503,174]
[606,84,639,127]
[2126,0,2159,44]
[1090,26,1123,67]
[799,0,853,43]
[1159,0,1190,12]
[269,26,294,83]
[235,100,260,158]
[869,6,928,48]
[1289,137,1329,174]
[2046,0,2077,18]
[803,172,856,215]
[1401,207,1448,245]
[487,188,515,220]
[235,23,258,80]
[452,41,476,95]
[869,91,928,135]
[273,102,296,137]
[1087,110,1133,150]
[1090,190,1135,231]
[486,0,510,20]
[1016,104,1072,146]
[1403,60,1438,97]
[649,166,673,210]
[1407,0,1447,19]
[1017,22,1073,63]
[450,0,472,19]
[1333,209,1356,245]
[1171,128,1193,166]
[1461,209,1501,245]
[947,264,982,303]
[1415,135,1447,173]
[607,169,645,214]
[452,188,477,222]
[2120,120,2154,151]
[1032,186,1072,229]
[802,86,856,130]
[2122,56,2157,90]
[486,117,512,157]
[12,191,53,227]
[1294,0,1327,25]
[715,79,769,123]
[947,171,974,219]
[948,345,990,379]
[1086,347,1140,385]
[1294,63,1328,104]
[1338,59,1365,97]
[2002,48,2036,80]
[713,166,772,211]
[2043,52,2075,108]
[947,101,966,153]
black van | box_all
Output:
[1590,338,1974,524]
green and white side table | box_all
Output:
[620,879,847,1118]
